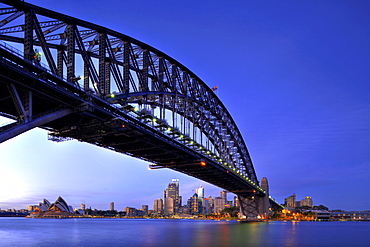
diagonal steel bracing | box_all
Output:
[0,0,284,216]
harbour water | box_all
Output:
[1,217,369,246]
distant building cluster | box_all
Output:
[284,193,313,208]
[150,179,235,217]
[113,179,236,217]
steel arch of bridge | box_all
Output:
[0,1,264,193]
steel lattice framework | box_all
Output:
[0,1,283,205]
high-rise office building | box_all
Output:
[154,198,163,214]
[196,185,205,214]
[187,193,199,215]
[196,185,204,199]
[220,190,227,202]
[204,196,214,215]
[81,203,86,210]
[110,202,114,211]
[164,197,175,215]
[164,179,180,215]
[214,197,226,213]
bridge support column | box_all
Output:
[238,177,271,219]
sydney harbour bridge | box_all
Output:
[0,0,282,218]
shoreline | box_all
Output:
[2,215,370,222]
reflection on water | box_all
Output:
[1,218,370,246]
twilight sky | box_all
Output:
[1,0,370,211]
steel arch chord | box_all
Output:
[0,0,283,216]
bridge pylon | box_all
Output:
[238,177,270,219]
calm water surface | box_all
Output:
[0,217,369,246]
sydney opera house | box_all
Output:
[29,196,83,218]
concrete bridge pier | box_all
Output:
[238,177,270,219]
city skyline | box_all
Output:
[1,0,370,211]
[2,179,231,212]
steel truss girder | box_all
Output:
[0,108,72,143]
[0,0,258,183]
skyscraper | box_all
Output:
[204,196,214,215]
[196,185,205,214]
[153,198,163,214]
[164,179,180,215]
[187,193,199,215]
[110,202,114,211]
[220,190,227,202]
[214,197,226,213]
[196,185,204,199]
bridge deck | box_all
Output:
[0,46,261,198]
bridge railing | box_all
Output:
[0,41,82,90]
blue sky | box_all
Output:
[1,0,370,211]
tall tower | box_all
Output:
[259,177,270,217]
[196,185,205,214]
[220,190,227,205]
[164,179,180,215]
[196,185,204,200]
[110,202,114,211]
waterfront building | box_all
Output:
[137,209,146,217]
[142,205,148,215]
[300,196,313,207]
[29,196,81,218]
[331,211,370,221]
[153,198,163,214]
[164,179,180,214]
[110,202,114,211]
[285,193,296,208]
[81,203,86,210]
[314,210,330,220]
[125,207,137,217]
